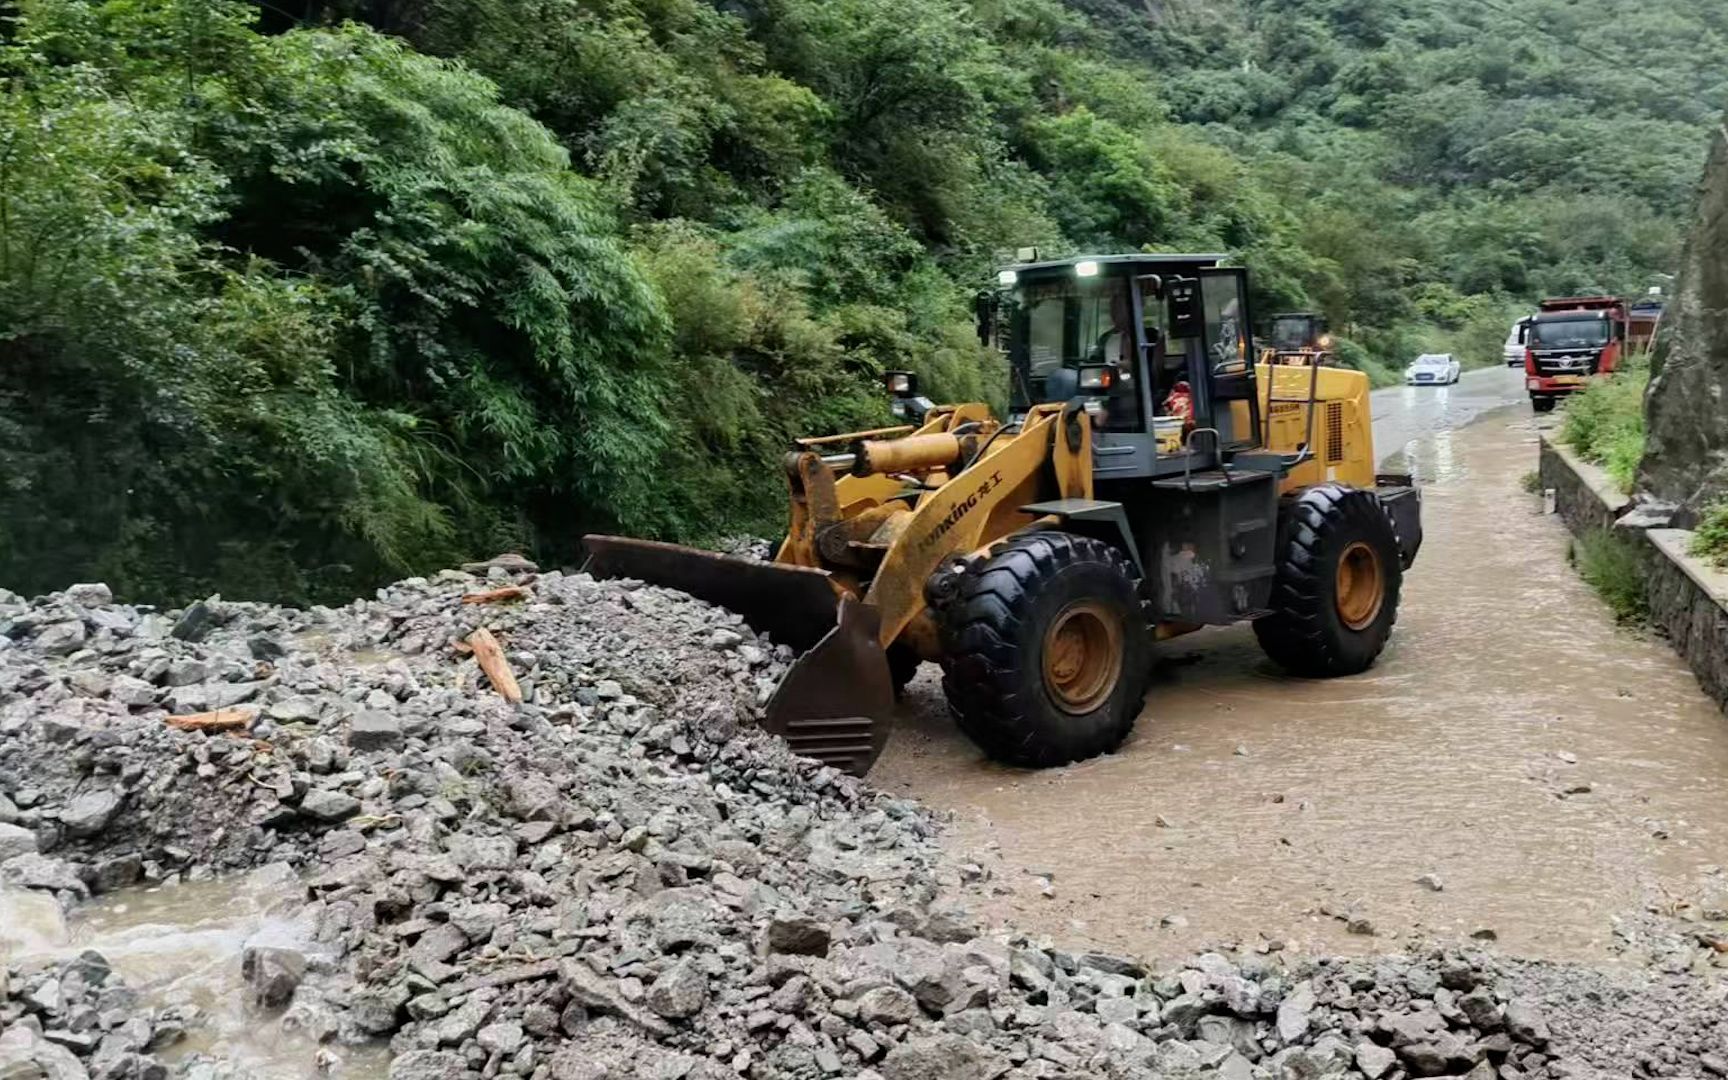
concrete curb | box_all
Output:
[1539,431,1728,714]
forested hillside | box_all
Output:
[3,0,1723,603]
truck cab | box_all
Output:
[1504,316,1533,367]
[1525,296,1627,413]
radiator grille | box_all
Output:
[1326,402,1346,463]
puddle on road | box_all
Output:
[876,413,1728,966]
[1,866,387,1079]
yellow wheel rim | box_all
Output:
[1041,600,1124,714]
[1335,541,1385,631]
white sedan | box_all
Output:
[1406,353,1462,386]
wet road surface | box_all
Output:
[1373,364,1527,474]
[874,386,1728,966]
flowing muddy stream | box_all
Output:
[1,868,387,1078]
[876,405,1728,965]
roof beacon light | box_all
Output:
[1075,260,1101,278]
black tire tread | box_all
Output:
[1254,484,1403,678]
[939,532,1150,767]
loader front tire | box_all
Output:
[940,533,1150,768]
[1254,484,1402,677]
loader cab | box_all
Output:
[1268,313,1327,352]
[992,254,1265,480]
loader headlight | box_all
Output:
[997,269,1018,287]
[884,370,918,397]
[1074,260,1101,278]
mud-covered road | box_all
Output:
[875,367,1728,965]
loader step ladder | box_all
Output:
[1265,360,1323,468]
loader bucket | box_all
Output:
[581,536,894,776]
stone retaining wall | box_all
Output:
[1538,431,1630,536]
[1539,431,1728,713]
[1644,530,1728,712]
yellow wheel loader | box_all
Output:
[1259,311,1336,367]
[585,255,1421,776]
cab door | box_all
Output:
[1194,269,1260,450]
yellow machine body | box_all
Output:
[584,255,1412,778]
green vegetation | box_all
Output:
[1520,471,1543,495]
[1572,530,1649,625]
[1689,502,1728,567]
[1560,362,1651,493]
[3,0,1723,602]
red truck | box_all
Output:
[1524,296,1630,413]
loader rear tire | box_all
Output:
[1254,484,1402,677]
[939,532,1150,768]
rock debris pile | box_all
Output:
[1,949,187,1079]
[0,563,1724,1079]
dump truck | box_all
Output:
[1524,295,1630,413]
[1628,290,1664,356]
[585,254,1421,775]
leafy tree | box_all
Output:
[2,0,673,601]
[5,0,1724,602]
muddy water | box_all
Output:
[875,410,1728,965]
[1,867,388,1078]
[1371,365,1528,476]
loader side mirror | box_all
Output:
[974,294,996,346]
[885,370,918,398]
[1077,364,1116,393]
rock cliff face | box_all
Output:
[1639,125,1728,521]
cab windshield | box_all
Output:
[1269,316,1316,351]
[1018,277,1133,390]
[1530,316,1609,349]
[1009,272,1142,432]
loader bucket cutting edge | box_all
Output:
[581,535,895,776]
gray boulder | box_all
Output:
[0,823,38,862]
[646,960,708,1020]
[348,711,404,752]
[1356,1041,1396,1079]
[766,914,831,957]
[1,853,89,897]
[60,790,121,837]
[857,986,920,1027]
[108,676,158,708]
[298,790,360,822]
[64,583,113,607]
[389,1049,469,1080]
[34,621,86,656]
[243,945,306,1010]
[880,1034,1005,1080]
[1504,999,1550,1046]
[558,959,673,1037]
[1275,980,1316,1043]
[446,834,516,872]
